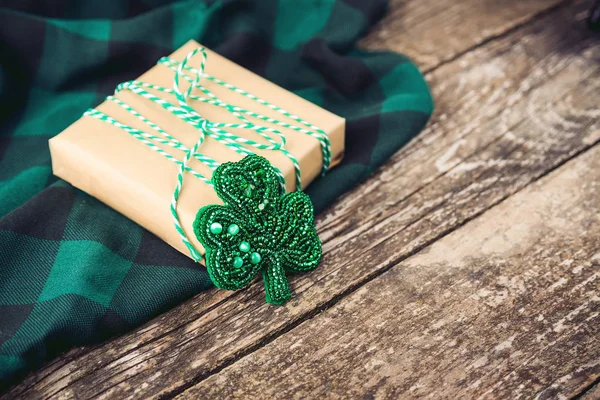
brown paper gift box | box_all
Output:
[49,40,345,259]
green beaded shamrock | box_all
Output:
[193,155,322,305]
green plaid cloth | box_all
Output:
[0,0,432,389]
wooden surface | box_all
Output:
[179,141,600,400]
[6,0,600,399]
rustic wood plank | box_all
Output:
[6,0,599,398]
[178,141,600,400]
[360,0,566,71]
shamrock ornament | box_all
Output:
[193,155,322,305]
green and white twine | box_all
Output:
[83,47,331,262]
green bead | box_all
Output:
[239,241,250,252]
[244,186,253,198]
[250,252,261,264]
[228,224,240,235]
[233,256,243,269]
[209,222,223,234]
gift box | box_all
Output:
[49,40,345,259]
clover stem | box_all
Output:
[262,257,291,305]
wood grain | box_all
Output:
[580,382,600,399]
[179,139,600,400]
[6,0,599,399]
[360,0,566,70]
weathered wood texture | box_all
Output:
[179,131,600,400]
[360,0,566,70]
[6,0,599,399]
[580,382,600,400]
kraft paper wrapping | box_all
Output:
[49,40,345,259]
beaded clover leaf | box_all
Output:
[193,155,322,305]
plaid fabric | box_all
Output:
[0,0,433,389]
